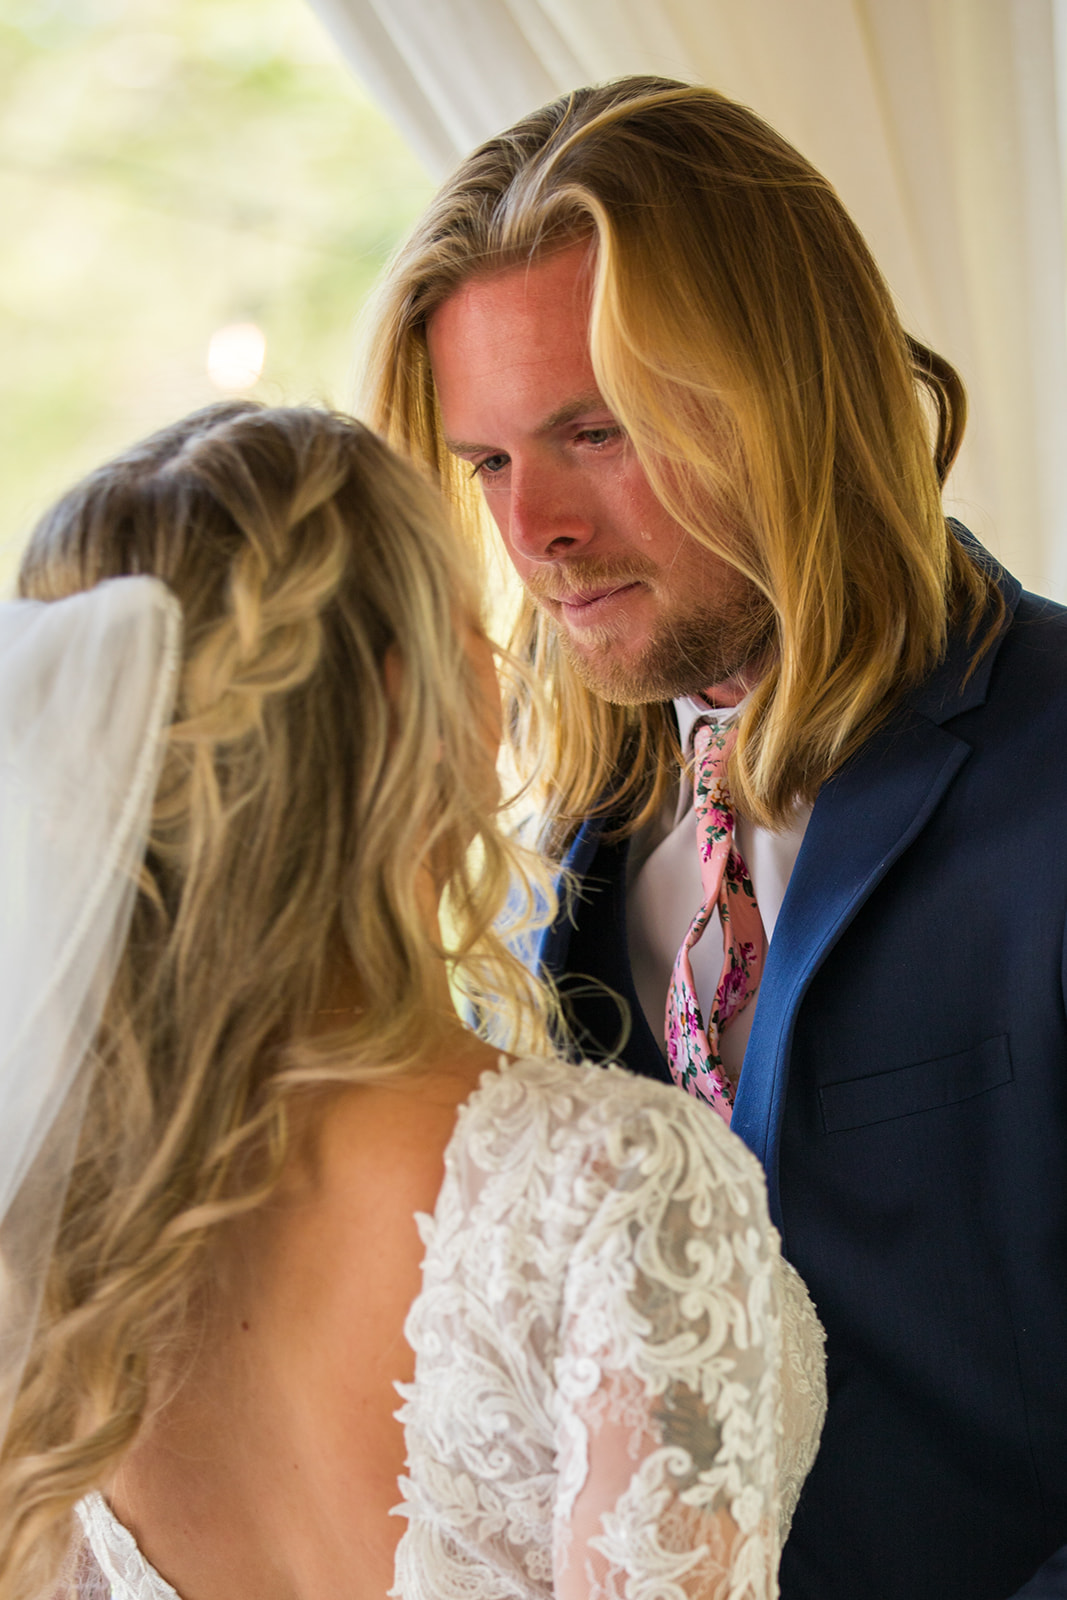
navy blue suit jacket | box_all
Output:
[535,555,1067,1599]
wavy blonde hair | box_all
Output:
[361,77,1004,844]
[1,402,555,1597]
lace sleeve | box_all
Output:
[552,1095,782,1600]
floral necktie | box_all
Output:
[665,721,767,1124]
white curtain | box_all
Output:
[311,0,1067,598]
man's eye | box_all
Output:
[471,453,509,477]
[577,426,623,446]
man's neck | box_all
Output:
[697,684,745,709]
[701,646,775,708]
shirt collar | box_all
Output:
[674,691,750,755]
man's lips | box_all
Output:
[554,582,641,615]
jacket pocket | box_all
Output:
[818,1033,1013,1133]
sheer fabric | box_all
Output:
[77,1496,178,1600]
[0,579,181,1447]
[78,1056,825,1598]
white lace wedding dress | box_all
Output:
[77,1056,826,1599]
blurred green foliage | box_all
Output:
[0,0,434,588]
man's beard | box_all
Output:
[525,559,771,706]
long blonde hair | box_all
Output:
[362,77,1003,843]
[1,403,554,1596]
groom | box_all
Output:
[369,79,1067,1599]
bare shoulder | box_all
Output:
[112,1036,508,1597]
[308,1035,505,1211]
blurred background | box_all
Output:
[0,0,433,590]
[3,0,1066,597]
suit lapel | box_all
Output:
[533,815,604,977]
[731,712,971,1223]
[536,815,672,1082]
[733,537,1018,1221]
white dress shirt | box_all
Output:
[626,696,812,1083]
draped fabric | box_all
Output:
[308,0,1067,598]
[0,578,181,1450]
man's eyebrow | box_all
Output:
[539,392,610,432]
[442,392,612,455]
[443,435,492,456]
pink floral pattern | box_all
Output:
[665,722,767,1124]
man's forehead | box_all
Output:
[427,247,594,361]
[426,249,609,445]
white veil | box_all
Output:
[0,576,181,1447]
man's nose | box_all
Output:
[505,463,595,562]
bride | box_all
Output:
[0,402,824,1600]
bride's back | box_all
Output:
[114,1059,493,1600]
[0,403,549,1600]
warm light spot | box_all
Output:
[206,322,266,391]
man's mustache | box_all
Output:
[521,557,658,603]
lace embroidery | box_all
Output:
[75,1057,826,1600]
[393,1057,825,1600]
[77,1492,180,1599]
